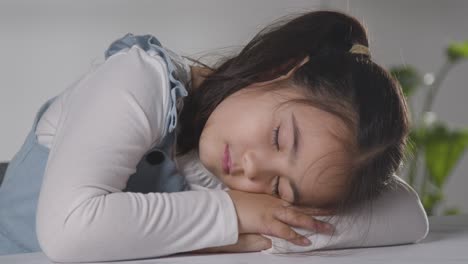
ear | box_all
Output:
[252,56,310,87]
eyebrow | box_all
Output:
[289,112,301,204]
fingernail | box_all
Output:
[302,238,311,245]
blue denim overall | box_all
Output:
[0,33,190,255]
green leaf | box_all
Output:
[422,191,443,216]
[443,207,461,216]
[390,66,422,98]
[424,122,468,187]
[447,40,468,62]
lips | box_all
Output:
[222,144,231,174]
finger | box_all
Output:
[274,206,335,235]
[287,205,337,216]
[264,220,311,246]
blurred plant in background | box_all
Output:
[390,40,468,216]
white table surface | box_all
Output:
[1,215,467,264]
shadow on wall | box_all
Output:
[0,162,8,186]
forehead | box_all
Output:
[285,102,352,208]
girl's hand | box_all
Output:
[226,190,335,247]
[191,234,272,254]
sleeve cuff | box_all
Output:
[215,190,239,245]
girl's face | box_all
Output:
[198,82,351,208]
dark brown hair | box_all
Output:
[176,10,410,213]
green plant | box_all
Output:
[390,40,468,216]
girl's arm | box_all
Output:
[191,234,272,254]
[36,46,238,262]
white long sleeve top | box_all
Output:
[35,43,238,262]
[34,34,428,262]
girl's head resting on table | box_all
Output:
[176,10,410,214]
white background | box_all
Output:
[0,0,466,214]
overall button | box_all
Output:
[146,150,165,165]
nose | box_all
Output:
[242,149,277,182]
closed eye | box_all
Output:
[271,126,281,196]
[271,125,280,151]
[272,176,280,196]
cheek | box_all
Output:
[208,104,259,140]
[278,182,294,203]
[221,177,266,193]
[198,127,220,162]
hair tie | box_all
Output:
[349,44,370,57]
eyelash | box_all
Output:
[271,126,280,196]
[271,126,280,151]
[272,176,280,196]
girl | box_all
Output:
[0,10,427,261]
